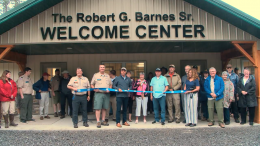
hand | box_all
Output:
[106,90,110,93]
[212,94,217,98]
[133,96,135,100]
[87,96,90,101]
[118,88,122,92]
[241,91,247,95]
[169,89,173,91]
[39,90,41,93]
[185,91,191,94]
[94,89,99,92]
[210,93,214,97]
[73,88,78,91]
[237,97,239,101]
[10,95,13,99]
[52,92,55,97]
[21,95,24,99]
[150,96,153,101]
[48,88,51,91]
[229,99,233,103]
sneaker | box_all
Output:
[235,119,240,123]
[152,121,159,124]
[74,124,78,128]
[20,120,26,123]
[168,120,173,123]
[185,123,192,126]
[54,112,58,117]
[190,124,196,127]
[249,122,254,126]
[97,122,101,128]
[40,116,44,120]
[83,122,89,127]
[44,116,50,119]
[60,115,65,119]
[175,119,181,123]
[225,121,230,125]
[161,122,165,125]
[105,119,108,123]
[101,121,109,126]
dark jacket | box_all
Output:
[112,75,132,97]
[33,77,51,99]
[59,75,72,95]
[110,77,117,97]
[227,71,239,94]
[199,77,207,102]
[204,75,224,101]
[237,76,257,108]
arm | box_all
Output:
[112,78,119,89]
[247,79,256,94]
[51,77,55,95]
[0,81,11,98]
[67,78,77,91]
[204,79,211,94]
[164,86,168,93]
[150,86,153,100]
[215,79,224,97]
[33,80,41,92]
[12,81,18,98]
[132,81,139,90]
[173,75,182,90]
[229,82,235,101]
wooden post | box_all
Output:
[252,42,260,123]
[0,47,13,60]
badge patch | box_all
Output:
[74,82,78,84]
[25,81,29,83]
[97,79,101,81]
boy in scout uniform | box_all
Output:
[67,68,90,128]
[91,65,112,128]
[17,67,35,123]
[51,69,61,117]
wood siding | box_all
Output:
[0,0,259,45]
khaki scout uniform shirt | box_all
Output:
[51,75,61,91]
[68,76,90,95]
[17,75,33,94]
[91,72,112,92]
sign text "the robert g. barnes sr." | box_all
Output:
[40,12,205,40]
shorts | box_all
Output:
[15,93,21,108]
[94,93,110,110]
[52,91,60,104]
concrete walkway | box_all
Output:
[0,114,259,131]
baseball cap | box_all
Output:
[155,68,161,71]
[203,69,209,73]
[42,72,50,76]
[169,64,175,68]
[121,67,127,71]
[62,70,69,74]
[226,64,232,68]
[193,65,198,69]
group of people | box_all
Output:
[0,63,257,129]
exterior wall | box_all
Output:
[27,52,221,83]
[0,0,259,45]
[0,62,20,82]
[229,59,241,71]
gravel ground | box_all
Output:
[0,126,259,146]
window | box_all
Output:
[102,61,146,80]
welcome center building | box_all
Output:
[0,0,260,123]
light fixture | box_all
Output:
[174,46,180,48]
[67,47,72,50]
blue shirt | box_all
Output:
[150,75,169,98]
[41,80,49,91]
[185,79,199,91]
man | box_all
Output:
[59,70,73,119]
[204,67,225,128]
[105,70,117,122]
[112,67,132,128]
[164,64,181,123]
[16,71,24,116]
[51,69,61,117]
[33,72,51,120]
[150,68,169,125]
[67,68,90,128]
[161,67,168,76]
[226,64,240,123]
[17,67,35,123]
[181,65,191,123]
[91,65,112,128]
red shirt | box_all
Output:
[0,79,17,102]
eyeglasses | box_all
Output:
[226,67,232,69]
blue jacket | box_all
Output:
[227,71,239,94]
[33,77,51,99]
[204,75,224,101]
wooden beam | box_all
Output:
[17,63,26,72]
[0,45,14,48]
[233,43,256,66]
[0,47,12,60]
[0,48,27,65]
[231,41,255,44]
[252,42,260,123]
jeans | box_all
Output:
[153,96,166,123]
[200,100,208,119]
[224,108,230,122]
[240,107,255,123]
[72,94,88,124]
[116,97,129,124]
[60,93,73,116]
[230,94,239,119]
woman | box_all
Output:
[126,71,135,122]
[184,69,200,127]
[133,72,149,123]
[222,71,234,125]
[146,72,154,114]
[0,70,18,128]
[199,69,209,121]
[237,68,257,126]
